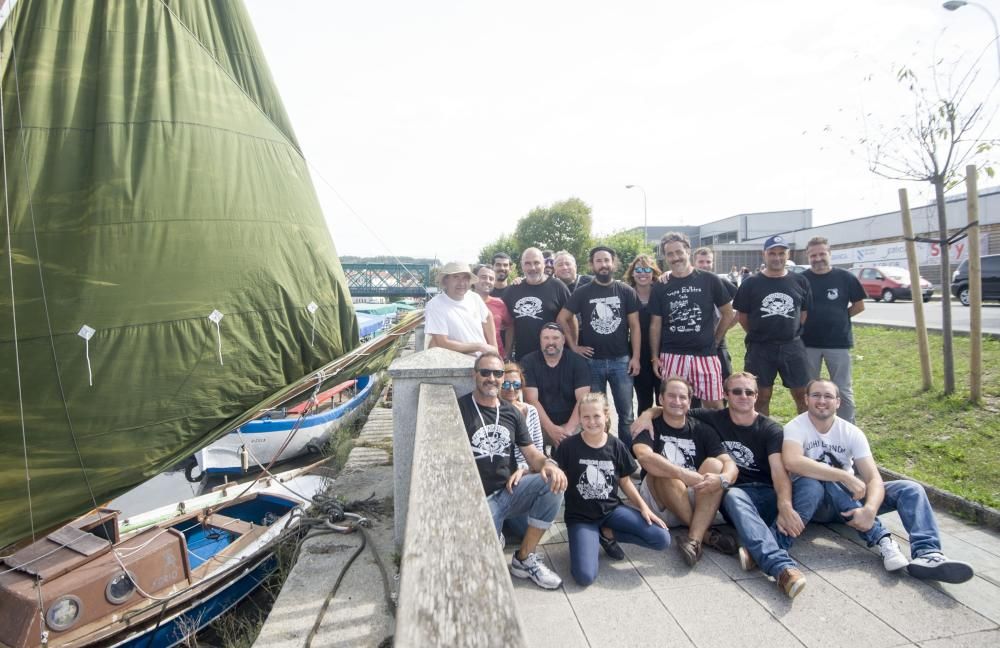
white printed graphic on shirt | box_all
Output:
[826,288,839,300]
[577,459,616,499]
[722,440,756,470]
[760,293,796,319]
[513,296,544,320]
[470,424,511,461]
[667,290,704,333]
[589,296,622,335]
[660,437,697,470]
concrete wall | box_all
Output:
[394,383,528,648]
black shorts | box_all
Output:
[744,339,810,389]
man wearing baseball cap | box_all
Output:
[732,235,812,415]
[425,261,498,356]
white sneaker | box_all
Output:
[877,535,908,572]
[907,552,974,584]
[510,551,563,589]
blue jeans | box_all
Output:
[588,355,634,448]
[487,473,563,533]
[722,480,821,578]
[567,504,670,586]
[799,478,942,557]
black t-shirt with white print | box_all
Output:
[633,416,725,472]
[564,279,641,359]
[502,277,570,359]
[732,272,812,344]
[801,268,866,349]
[554,432,637,524]
[458,393,533,497]
[649,269,732,356]
[689,408,783,486]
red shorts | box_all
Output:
[658,353,724,402]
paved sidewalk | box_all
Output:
[509,510,1000,647]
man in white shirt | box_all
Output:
[425,261,497,356]
[782,379,974,583]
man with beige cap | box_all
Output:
[425,261,498,356]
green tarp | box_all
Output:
[0,0,358,548]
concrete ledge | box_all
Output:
[395,383,527,648]
[879,466,1000,530]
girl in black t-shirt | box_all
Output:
[555,393,671,586]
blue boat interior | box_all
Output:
[171,495,296,569]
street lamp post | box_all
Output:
[625,184,647,249]
[943,1,1000,73]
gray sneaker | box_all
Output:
[877,535,908,572]
[510,551,563,589]
[907,552,974,584]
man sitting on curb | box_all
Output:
[459,352,568,589]
[630,376,739,566]
[782,379,974,584]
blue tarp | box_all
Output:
[356,312,385,338]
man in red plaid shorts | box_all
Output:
[649,232,735,409]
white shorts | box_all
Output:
[638,478,725,527]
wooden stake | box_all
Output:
[899,188,933,390]
[965,166,982,403]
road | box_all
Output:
[853,298,1000,335]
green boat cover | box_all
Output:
[0,0,363,548]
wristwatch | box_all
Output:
[719,475,731,490]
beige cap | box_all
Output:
[436,261,475,284]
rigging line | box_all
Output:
[8,6,100,512]
[0,4,34,542]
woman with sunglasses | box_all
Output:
[500,361,546,540]
[625,255,663,415]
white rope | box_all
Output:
[208,309,224,365]
[307,301,318,346]
[78,325,95,386]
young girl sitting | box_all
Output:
[554,393,671,586]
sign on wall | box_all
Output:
[833,233,989,267]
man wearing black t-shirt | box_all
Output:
[693,247,739,381]
[554,250,593,293]
[490,252,513,300]
[459,352,568,589]
[558,246,641,448]
[521,323,591,447]
[733,235,813,416]
[631,377,739,566]
[631,372,815,599]
[649,233,734,410]
[801,237,866,423]
[503,247,571,360]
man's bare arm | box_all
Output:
[737,312,750,333]
[848,300,865,317]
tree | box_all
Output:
[477,233,520,267]
[513,197,593,263]
[592,228,647,279]
[862,56,997,394]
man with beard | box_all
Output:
[692,246,739,382]
[474,265,513,359]
[558,246,641,448]
[491,252,514,299]
[553,250,592,293]
[733,235,812,415]
[502,247,571,360]
[650,233,734,410]
[631,372,815,599]
[783,380,974,583]
[800,237,866,422]
[459,352,567,589]
[425,261,497,356]
[521,323,591,448]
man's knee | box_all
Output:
[646,528,671,551]
[888,479,926,502]
[572,562,598,587]
[698,457,723,474]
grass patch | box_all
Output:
[726,325,1000,509]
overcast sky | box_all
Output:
[244,0,1000,263]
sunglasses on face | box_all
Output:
[477,369,505,378]
[501,380,522,390]
[729,388,757,397]
[633,266,653,274]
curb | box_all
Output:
[879,466,1000,531]
[854,320,1000,340]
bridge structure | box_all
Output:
[343,262,432,298]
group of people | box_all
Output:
[429,232,975,596]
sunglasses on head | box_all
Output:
[634,266,653,274]
[501,380,522,390]
[477,369,505,378]
[729,388,757,397]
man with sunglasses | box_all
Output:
[783,380,974,584]
[459,352,568,589]
[631,372,815,599]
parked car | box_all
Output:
[951,254,1000,306]
[850,266,933,303]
